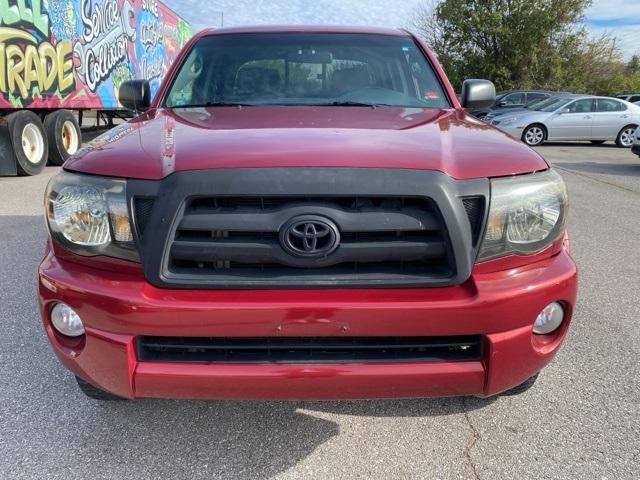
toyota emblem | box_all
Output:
[280,215,340,258]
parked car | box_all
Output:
[39,26,576,401]
[470,90,555,119]
[490,95,640,146]
[617,93,640,103]
[483,93,574,123]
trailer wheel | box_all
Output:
[44,110,81,166]
[6,111,48,176]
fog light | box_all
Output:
[533,302,564,335]
[51,303,85,337]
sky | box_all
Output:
[585,0,640,59]
[166,0,639,59]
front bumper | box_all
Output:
[38,248,577,400]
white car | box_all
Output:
[490,95,640,147]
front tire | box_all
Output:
[522,124,546,146]
[75,376,125,401]
[5,110,48,176]
[44,110,81,165]
[615,125,637,148]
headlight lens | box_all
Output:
[50,303,85,337]
[52,185,111,245]
[45,172,138,261]
[478,169,567,261]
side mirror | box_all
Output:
[558,108,570,114]
[497,101,507,107]
[461,79,496,110]
[118,80,151,112]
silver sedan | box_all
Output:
[490,95,640,147]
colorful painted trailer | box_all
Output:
[0,0,192,175]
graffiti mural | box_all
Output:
[0,0,192,109]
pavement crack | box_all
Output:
[553,164,640,195]
[462,397,481,480]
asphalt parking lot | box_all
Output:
[0,142,638,480]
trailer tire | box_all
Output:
[44,110,81,166]
[6,111,48,176]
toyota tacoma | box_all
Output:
[38,26,577,400]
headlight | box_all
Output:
[478,169,567,261]
[45,172,138,261]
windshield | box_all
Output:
[163,33,450,108]
[524,96,549,108]
[532,97,573,112]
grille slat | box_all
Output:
[137,335,483,363]
[178,206,441,233]
[170,239,446,266]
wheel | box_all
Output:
[522,124,546,146]
[615,125,637,148]
[5,110,48,175]
[501,373,539,396]
[75,376,125,401]
[44,110,81,165]
[590,140,606,145]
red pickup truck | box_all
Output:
[38,26,577,400]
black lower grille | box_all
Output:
[136,336,483,363]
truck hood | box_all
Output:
[65,106,548,180]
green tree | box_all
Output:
[412,0,640,95]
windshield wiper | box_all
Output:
[325,101,383,107]
[205,101,258,107]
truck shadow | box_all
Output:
[296,395,495,417]
[78,394,495,478]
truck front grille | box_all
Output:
[136,335,483,363]
[127,168,489,288]
[165,196,455,286]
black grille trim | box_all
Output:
[136,335,483,363]
[127,168,490,288]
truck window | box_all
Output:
[164,33,450,108]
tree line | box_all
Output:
[413,0,640,95]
